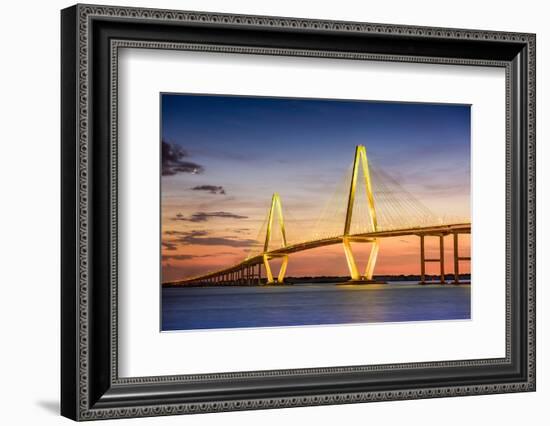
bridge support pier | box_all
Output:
[419,234,446,285]
[439,235,445,284]
[453,233,459,284]
[258,263,262,285]
[452,232,471,284]
[419,235,426,284]
[342,237,381,283]
[263,254,288,284]
[178,268,283,286]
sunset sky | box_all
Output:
[161,94,471,282]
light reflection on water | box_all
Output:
[161,281,471,331]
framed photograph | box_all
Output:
[61,4,536,421]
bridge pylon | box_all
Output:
[262,192,289,284]
[342,145,380,282]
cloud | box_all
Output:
[162,254,197,261]
[162,141,204,176]
[228,228,251,234]
[173,211,248,223]
[162,251,236,261]
[191,185,226,195]
[164,229,257,248]
[188,236,257,248]
[173,230,208,238]
[162,241,178,251]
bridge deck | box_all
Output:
[166,223,470,286]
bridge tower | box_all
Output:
[262,192,289,284]
[342,145,380,282]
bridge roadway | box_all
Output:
[166,222,471,286]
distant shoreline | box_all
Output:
[162,274,471,288]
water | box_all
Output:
[161,282,470,331]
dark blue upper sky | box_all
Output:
[162,94,470,172]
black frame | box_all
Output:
[61,4,536,421]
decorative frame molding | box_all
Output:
[61,4,535,421]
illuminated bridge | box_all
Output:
[167,145,471,286]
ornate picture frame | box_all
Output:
[61,4,535,420]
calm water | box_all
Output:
[161,282,470,331]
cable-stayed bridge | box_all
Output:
[167,145,471,286]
